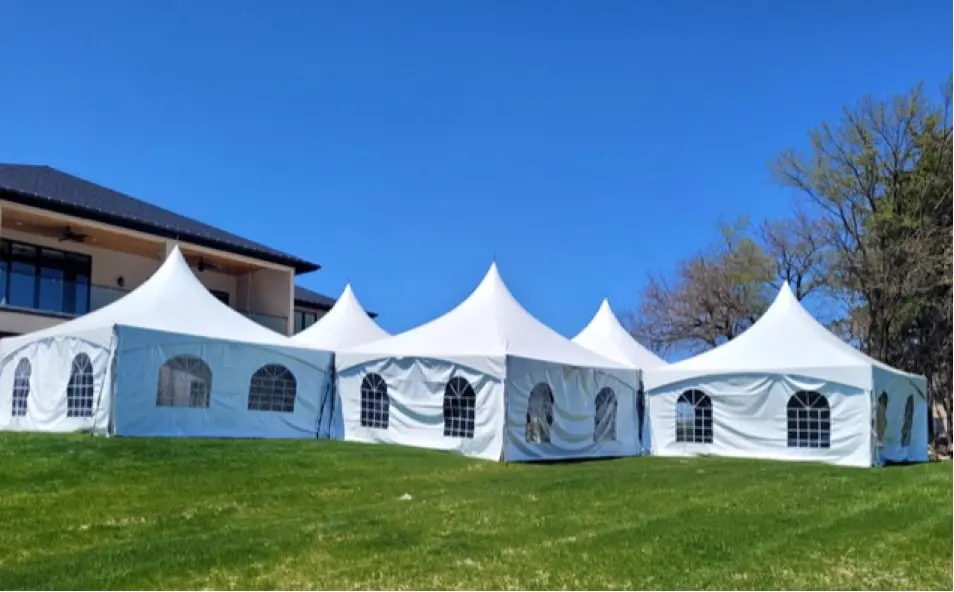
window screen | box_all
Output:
[786,390,831,449]
[248,364,297,413]
[443,376,476,438]
[66,353,95,417]
[675,389,712,444]
[594,387,617,442]
[360,372,389,429]
[157,355,212,408]
[525,383,554,444]
[11,357,30,417]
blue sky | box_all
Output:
[0,1,949,337]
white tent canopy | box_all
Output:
[644,283,928,467]
[573,298,667,454]
[0,246,334,439]
[572,299,666,370]
[291,283,389,350]
[336,263,642,462]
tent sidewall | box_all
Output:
[111,326,333,439]
[647,372,872,468]
[0,329,114,433]
[335,356,506,461]
[502,356,641,462]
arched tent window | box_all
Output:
[11,358,31,417]
[594,387,618,442]
[157,355,212,408]
[636,386,646,440]
[787,391,831,449]
[66,353,95,417]
[443,376,477,438]
[875,392,889,446]
[360,373,389,429]
[901,395,915,447]
[675,389,712,444]
[248,364,297,413]
[525,383,554,444]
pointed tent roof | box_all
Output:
[644,282,922,390]
[4,246,302,348]
[338,263,631,375]
[573,299,667,369]
[291,283,389,350]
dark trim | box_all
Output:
[0,187,320,275]
[293,299,378,318]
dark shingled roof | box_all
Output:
[294,285,378,318]
[0,163,320,274]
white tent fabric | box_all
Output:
[0,246,334,439]
[291,283,389,350]
[572,298,667,454]
[643,283,928,467]
[336,263,642,462]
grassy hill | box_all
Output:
[0,434,949,590]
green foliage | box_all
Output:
[0,435,950,590]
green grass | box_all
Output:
[0,434,950,590]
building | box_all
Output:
[0,163,359,338]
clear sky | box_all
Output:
[0,1,949,336]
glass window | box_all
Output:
[9,261,36,307]
[39,267,65,312]
[0,239,92,315]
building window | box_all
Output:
[11,358,31,417]
[248,364,297,413]
[360,372,389,429]
[157,355,212,408]
[786,390,831,449]
[526,383,554,444]
[294,308,320,334]
[66,353,95,417]
[443,376,476,438]
[675,389,712,444]
[0,239,92,315]
[875,392,889,446]
[594,387,618,442]
[901,396,915,447]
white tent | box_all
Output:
[572,298,667,453]
[643,283,928,467]
[335,263,642,462]
[0,246,334,439]
[291,283,389,350]
[290,283,389,439]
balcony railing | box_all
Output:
[2,283,288,335]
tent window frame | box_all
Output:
[11,357,30,417]
[594,386,618,442]
[901,395,915,447]
[247,364,297,413]
[525,382,555,444]
[360,372,389,429]
[156,354,212,408]
[786,390,831,449]
[443,376,477,439]
[875,392,889,446]
[66,353,95,418]
[675,389,712,444]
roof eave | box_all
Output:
[0,188,322,274]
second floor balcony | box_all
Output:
[0,273,288,335]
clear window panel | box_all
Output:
[8,261,36,308]
[38,267,65,312]
[74,275,90,314]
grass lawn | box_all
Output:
[0,434,950,590]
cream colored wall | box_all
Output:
[2,229,237,302]
[243,267,294,333]
[0,309,66,335]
